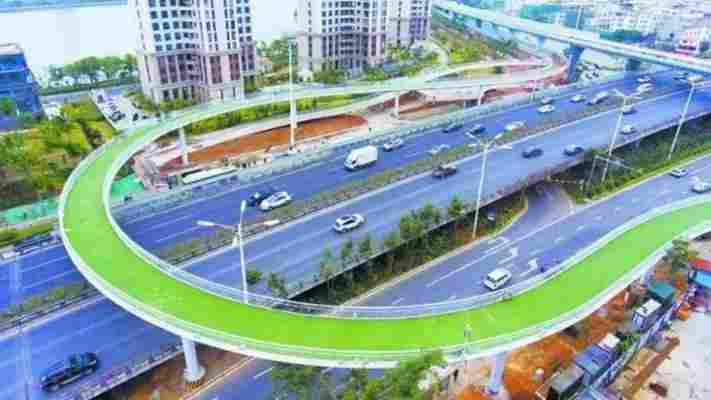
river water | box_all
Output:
[0,1,297,71]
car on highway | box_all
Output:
[428,144,451,156]
[247,187,276,207]
[636,83,653,94]
[333,214,365,233]
[505,121,526,132]
[468,124,486,136]
[522,147,543,159]
[538,105,555,114]
[432,163,458,179]
[383,137,404,152]
[688,74,704,84]
[540,97,554,105]
[674,71,690,81]
[259,191,292,211]
[564,145,584,156]
[443,122,463,133]
[622,105,636,115]
[587,91,609,105]
[692,181,711,194]
[669,168,689,178]
[483,268,512,291]
[41,353,99,392]
[620,124,637,135]
[570,94,586,103]
[637,76,652,83]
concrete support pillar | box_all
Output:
[178,128,189,166]
[393,92,400,118]
[625,59,642,72]
[567,45,585,83]
[486,351,510,396]
[181,337,205,384]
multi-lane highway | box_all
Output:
[195,151,711,400]
[2,70,709,396]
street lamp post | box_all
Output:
[667,81,706,160]
[197,200,280,304]
[288,38,296,148]
[601,90,640,183]
[471,134,510,240]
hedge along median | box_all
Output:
[0,221,55,249]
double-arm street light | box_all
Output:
[470,134,512,240]
[601,89,641,183]
[668,80,711,160]
[197,200,278,304]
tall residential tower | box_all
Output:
[296,0,432,74]
[132,0,257,104]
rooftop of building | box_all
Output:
[0,43,23,57]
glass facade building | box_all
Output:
[0,43,43,119]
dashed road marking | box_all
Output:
[254,367,274,380]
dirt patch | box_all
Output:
[162,114,367,171]
[110,345,246,400]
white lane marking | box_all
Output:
[254,367,274,380]
[520,258,538,277]
[614,207,622,213]
[154,226,201,243]
[448,295,457,301]
[576,225,586,232]
[555,236,564,244]
[530,249,543,257]
[24,269,81,291]
[485,236,510,254]
[594,215,604,221]
[498,247,518,265]
[405,152,421,159]
[22,256,69,272]
[143,213,195,231]
[391,297,405,305]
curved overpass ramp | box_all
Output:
[60,105,711,366]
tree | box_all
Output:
[270,364,322,400]
[666,239,698,274]
[99,55,127,80]
[267,272,288,298]
[246,269,263,285]
[358,234,375,279]
[124,53,137,75]
[383,232,400,275]
[343,368,369,397]
[447,196,466,237]
[0,97,17,117]
[319,248,337,298]
[383,351,444,399]
[340,239,354,270]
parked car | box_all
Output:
[382,137,404,152]
[432,164,458,179]
[505,121,526,132]
[637,76,652,83]
[636,83,653,94]
[40,353,99,392]
[522,147,543,159]
[692,181,711,194]
[247,187,276,207]
[540,97,554,105]
[620,124,637,135]
[259,191,292,211]
[622,105,636,115]
[443,122,463,133]
[570,94,586,103]
[428,144,451,156]
[333,214,365,233]
[483,268,512,291]
[564,145,584,156]
[669,168,689,178]
[538,105,555,114]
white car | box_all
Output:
[428,144,451,156]
[538,105,555,114]
[259,191,292,211]
[483,268,512,291]
[692,181,711,194]
[571,94,586,103]
[620,124,637,135]
[636,83,653,94]
[637,76,652,83]
[540,97,554,105]
[688,74,704,84]
[505,121,526,132]
[383,137,404,152]
[333,214,366,233]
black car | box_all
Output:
[247,187,276,207]
[564,145,584,156]
[432,164,458,178]
[41,353,99,392]
[468,124,486,135]
[443,122,463,133]
[522,147,543,159]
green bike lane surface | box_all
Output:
[63,126,711,356]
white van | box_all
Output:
[344,145,378,171]
[483,268,512,291]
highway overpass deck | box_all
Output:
[60,90,711,367]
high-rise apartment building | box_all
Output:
[132,0,256,105]
[0,43,42,121]
[296,0,432,74]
